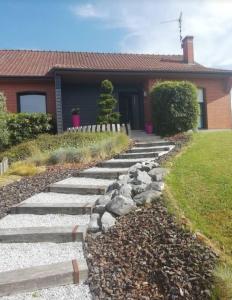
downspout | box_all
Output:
[54,73,63,133]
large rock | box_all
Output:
[148,168,168,181]
[141,161,159,172]
[129,170,151,186]
[106,181,121,193]
[131,184,147,197]
[133,190,161,206]
[146,181,165,192]
[96,191,114,206]
[128,163,143,175]
[101,212,116,232]
[88,213,100,233]
[106,195,136,216]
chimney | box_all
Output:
[182,36,194,64]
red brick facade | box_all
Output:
[0,79,56,114]
[0,75,231,130]
[145,77,232,129]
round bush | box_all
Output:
[150,81,199,136]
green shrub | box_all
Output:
[0,92,9,150]
[6,113,54,145]
[150,81,199,136]
[97,79,120,124]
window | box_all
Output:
[197,88,205,129]
[18,93,46,113]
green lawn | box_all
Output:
[165,131,232,299]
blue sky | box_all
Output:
[0,0,232,69]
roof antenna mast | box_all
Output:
[161,12,183,47]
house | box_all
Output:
[0,36,231,133]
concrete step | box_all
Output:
[0,259,88,297]
[0,214,91,229]
[127,146,170,153]
[135,141,175,147]
[22,192,98,205]
[74,167,129,179]
[99,158,152,168]
[49,177,113,195]
[0,225,87,243]
[118,152,159,159]
[10,202,94,215]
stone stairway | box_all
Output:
[0,138,174,299]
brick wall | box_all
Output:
[145,77,232,129]
[0,79,56,114]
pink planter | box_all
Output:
[72,114,80,127]
[145,122,153,134]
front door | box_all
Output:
[118,92,142,129]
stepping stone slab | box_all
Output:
[0,283,91,300]
[0,225,87,243]
[0,259,88,297]
[118,152,159,159]
[127,146,170,153]
[99,158,153,168]
[135,141,175,147]
[0,214,90,228]
[75,167,129,179]
[22,193,99,205]
[10,203,94,215]
[0,242,84,273]
[50,177,113,195]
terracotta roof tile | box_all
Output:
[0,49,230,77]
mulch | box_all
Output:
[86,200,217,300]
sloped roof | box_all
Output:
[0,49,230,77]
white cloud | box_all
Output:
[71,0,232,69]
[70,3,106,18]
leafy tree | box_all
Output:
[97,80,120,124]
[150,81,199,136]
[0,92,9,150]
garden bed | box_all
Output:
[86,200,217,300]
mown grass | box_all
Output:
[165,131,232,299]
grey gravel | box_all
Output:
[22,192,98,204]
[54,177,114,186]
[0,284,92,300]
[0,214,90,228]
[0,242,84,272]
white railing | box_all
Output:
[67,123,131,135]
[0,157,8,176]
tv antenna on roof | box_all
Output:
[161,12,183,46]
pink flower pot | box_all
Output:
[145,122,153,134]
[72,114,80,127]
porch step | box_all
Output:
[0,225,87,243]
[127,146,170,153]
[0,259,88,297]
[99,158,152,168]
[49,177,113,195]
[74,167,128,179]
[118,152,159,159]
[10,203,94,215]
[135,141,175,147]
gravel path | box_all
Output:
[0,242,84,272]
[0,214,90,228]
[55,177,114,186]
[86,200,217,300]
[1,284,92,300]
[22,192,99,204]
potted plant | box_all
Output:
[71,107,80,127]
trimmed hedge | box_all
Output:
[6,113,54,145]
[151,81,199,136]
